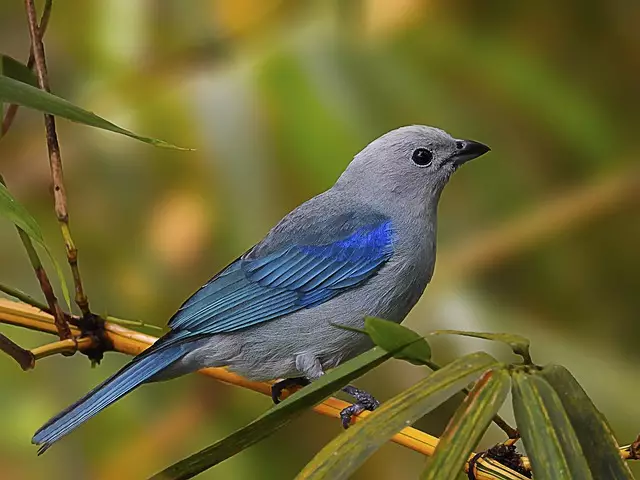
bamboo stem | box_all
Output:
[23,0,91,319]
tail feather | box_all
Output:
[32,341,189,453]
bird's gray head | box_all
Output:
[335,125,489,207]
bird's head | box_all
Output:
[336,125,490,207]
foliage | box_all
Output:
[0,1,638,480]
[152,319,634,479]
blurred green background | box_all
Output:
[1,0,639,478]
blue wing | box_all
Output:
[168,219,394,334]
[32,214,394,452]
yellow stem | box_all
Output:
[0,299,634,479]
[31,337,94,361]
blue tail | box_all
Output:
[32,340,189,454]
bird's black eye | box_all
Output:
[411,148,433,167]
[456,141,464,150]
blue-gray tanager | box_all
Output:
[33,125,489,452]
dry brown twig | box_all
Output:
[0,0,69,341]
[0,0,52,137]
[0,173,70,340]
[23,0,91,320]
[0,331,34,370]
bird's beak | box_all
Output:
[451,139,491,167]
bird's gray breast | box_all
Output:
[216,224,435,380]
[169,207,437,382]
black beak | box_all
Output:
[451,139,490,167]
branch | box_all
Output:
[0,175,70,339]
[1,299,636,478]
[31,336,92,360]
[23,0,91,318]
[0,331,34,370]
[0,0,52,137]
[0,299,527,480]
[17,229,72,339]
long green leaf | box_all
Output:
[433,329,532,363]
[0,182,70,308]
[0,75,187,149]
[0,181,46,242]
[511,370,592,480]
[0,55,38,122]
[365,317,431,365]
[422,367,511,480]
[0,55,38,88]
[295,352,499,480]
[151,346,396,480]
[540,364,633,479]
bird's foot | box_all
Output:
[340,385,380,428]
[271,377,310,404]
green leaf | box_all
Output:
[422,367,511,480]
[1,55,38,88]
[0,75,188,150]
[511,370,593,480]
[0,182,46,243]
[151,346,397,480]
[540,364,633,479]
[0,182,70,308]
[365,317,431,365]
[433,329,532,364]
[295,352,499,480]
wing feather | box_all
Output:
[168,219,393,333]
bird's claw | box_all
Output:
[352,390,380,411]
[340,403,365,428]
[339,386,380,428]
[271,377,310,404]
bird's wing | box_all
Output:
[167,216,393,334]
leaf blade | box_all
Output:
[0,75,187,149]
[0,55,38,88]
[0,182,70,308]
[540,364,633,479]
[151,346,396,480]
[0,182,45,243]
[422,367,511,480]
[365,316,431,365]
[295,352,499,480]
[511,370,592,480]
[433,329,531,363]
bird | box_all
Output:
[32,125,490,453]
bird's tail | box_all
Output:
[32,339,190,454]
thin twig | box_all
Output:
[0,175,70,339]
[18,229,72,339]
[23,0,91,319]
[0,0,52,138]
[0,331,34,370]
[0,282,49,312]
